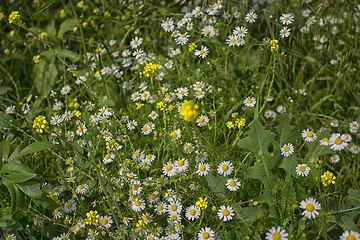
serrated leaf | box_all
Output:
[0,163,36,183]
[58,19,77,38]
[205,173,227,198]
[279,154,298,177]
[232,205,265,232]
[276,114,300,146]
[0,86,12,95]
[8,141,56,162]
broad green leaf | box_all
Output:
[0,140,10,161]
[33,194,58,210]
[34,59,58,97]
[0,163,36,183]
[104,99,116,107]
[0,111,12,128]
[205,173,227,199]
[17,180,42,199]
[46,20,56,37]
[303,130,334,164]
[58,18,77,38]
[238,120,278,194]
[7,141,26,163]
[0,214,16,227]
[279,154,298,177]
[2,178,16,213]
[276,114,300,147]
[0,86,12,95]
[8,141,55,162]
[54,49,80,62]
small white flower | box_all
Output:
[296,164,310,177]
[299,197,321,219]
[60,85,71,95]
[281,143,295,157]
[265,226,289,240]
[244,97,256,108]
[217,205,235,222]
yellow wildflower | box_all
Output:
[196,197,208,210]
[33,55,41,63]
[180,100,198,122]
[33,115,50,134]
[226,121,235,129]
[60,9,66,18]
[188,42,197,51]
[236,118,246,128]
[321,171,336,187]
[270,39,279,52]
[85,210,100,225]
[8,11,25,28]
[143,63,160,77]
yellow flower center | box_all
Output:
[101,218,108,225]
[171,132,178,138]
[284,146,290,152]
[299,166,306,172]
[143,215,149,221]
[230,180,236,186]
[222,164,229,171]
[134,200,141,206]
[306,203,314,212]
[189,209,196,215]
[247,99,253,103]
[186,145,191,150]
[202,232,210,239]
[323,137,329,142]
[346,235,356,240]
[199,165,206,171]
[66,203,72,209]
[222,209,229,216]
[334,138,342,145]
[143,126,148,131]
[306,132,313,137]
[132,184,138,190]
[105,154,110,159]
[135,152,140,158]
[171,205,177,211]
[150,193,156,199]
[166,165,172,171]
[79,185,84,189]
[200,50,204,55]
[177,160,184,167]
[199,117,205,123]
[158,205,164,210]
[272,233,281,240]
[206,30,211,35]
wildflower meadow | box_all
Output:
[1,0,360,239]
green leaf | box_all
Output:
[0,140,10,161]
[34,59,58,97]
[54,48,80,62]
[2,178,16,213]
[0,86,12,95]
[0,163,36,183]
[46,20,57,37]
[104,99,116,107]
[58,18,77,38]
[0,214,16,227]
[0,111,12,128]
[238,120,278,194]
[232,205,265,233]
[279,154,298,178]
[276,114,300,147]
[8,141,55,162]
[33,194,58,210]
[205,173,227,199]
[17,180,42,199]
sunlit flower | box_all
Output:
[299,198,321,219]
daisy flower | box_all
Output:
[281,143,294,157]
[196,115,209,127]
[319,137,329,146]
[154,201,167,215]
[60,85,71,95]
[226,178,241,191]
[163,162,177,177]
[279,13,294,25]
[198,227,216,240]
[175,32,190,45]
[329,133,348,151]
[296,164,310,177]
[299,197,321,219]
[276,105,286,114]
[184,142,194,154]
[244,97,256,108]
[64,199,77,213]
[233,26,248,38]
[175,158,189,172]
[130,37,143,49]
[131,198,146,212]
[185,205,201,221]
[53,207,62,219]
[76,184,88,194]
[265,226,289,240]
[99,215,113,229]
[167,200,183,215]
[217,161,234,176]
[202,25,216,38]
[245,10,257,23]
[5,105,15,114]
[170,129,181,141]
[33,215,43,226]
[196,162,210,176]
[226,34,239,47]
[301,128,317,142]
[195,46,209,58]
[280,27,291,38]
[330,119,339,127]
[217,205,235,222]
[339,230,360,240]
[330,154,341,163]
[161,17,174,32]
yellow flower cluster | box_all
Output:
[236,118,246,128]
[270,39,279,52]
[188,42,197,51]
[85,210,100,225]
[321,171,336,187]
[33,115,50,134]
[196,197,208,210]
[226,121,235,129]
[180,100,198,122]
[143,62,160,77]
[33,55,41,64]
[8,11,26,28]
